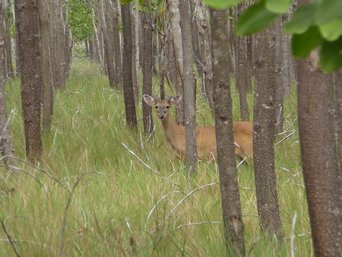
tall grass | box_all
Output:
[0,60,312,257]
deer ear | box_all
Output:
[143,94,156,107]
[168,94,182,105]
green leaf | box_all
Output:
[320,37,342,72]
[318,18,342,41]
[265,0,292,14]
[236,1,278,35]
[202,0,243,10]
[291,26,323,58]
[285,2,317,34]
[316,0,342,25]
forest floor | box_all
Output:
[0,61,312,257]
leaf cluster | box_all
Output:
[203,0,342,72]
[69,0,94,42]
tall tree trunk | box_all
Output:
[0,0,15,168]
[37,0,54,134]
[197,2,214,111]
[210,7,245,256]
[15,0,42,161]
[179,0,197,173]
[131,5,139,101]
[253,22,282,236]
[190,0,203,81]
[54,0,66,88]
[297,49,341,257]
[141,2,154,135]
[121,2,137,128]
[235,4,250,121]
[111,0,122,88]
[3,0,13,78]
[100,0,116,88]
[334,69,342,248]
[167,0,184,123]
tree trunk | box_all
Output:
[15,0,42,162]
[190,0,203,81]
[167,0,184,123]
[235,4,250,121]
[131,5,139,101]
[100,0,116,88]
[3,0,13,78]
[253,22,282,236]
[210,7,245,256]
[0,0,15,168]
[141,1,154,135]
[297,49,341,257]
[334,69,342,248]
[121,2,137,129]
[111,0,122,88]
[54,0,66,88]
[37,0,54,134]
[179,0,198,173]
[197,2,214,111]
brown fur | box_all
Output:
[143,94,253,161]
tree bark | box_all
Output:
[334,69,342,248]
[141,2,154,135]
[235,4,250,121]
[197,2,214,111]
[253,22,282,236]
[37,0,54,134]
[15,0,42,161]
[3,0,13,78]
[0,0,15,168]
[210,7,245,257]
[167,0,184,123]
[179,0,198,173]
[100,0,116,88]
[297,49,341,257]
[111,0,122,88]
[121,2,137,129]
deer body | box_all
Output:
[143,94,253,161]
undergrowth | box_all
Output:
[0,60,312,257]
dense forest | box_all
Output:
[0,0,341,256]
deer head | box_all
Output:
[143,94,182,120]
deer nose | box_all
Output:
[160,114,165,120]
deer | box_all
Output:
[143,94,253,162]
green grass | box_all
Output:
[0,60,312,256]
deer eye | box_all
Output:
[155,106,158,109]
[166,106,169,109]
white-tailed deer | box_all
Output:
[143,94,253,161]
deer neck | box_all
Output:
[161,113,184,142]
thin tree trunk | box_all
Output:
[54,0,66,88]
[131,5,138,101]
[3,0,13,78]
[111,0,122,88]
[167,0,184,123]
[15,0,42,162]
[179,0,198,173]
[0,0,15,168]
[141,1,154,135]
[334,69,342,248]
[253,22,282,236]
[197,2,214,111]
[297,49,341,257]
[121,2,137,128]
[190,0,203,80]
[37,0,54,134]
[210,7,245,256]
[100,0,116,88]
[235,4,249,121]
